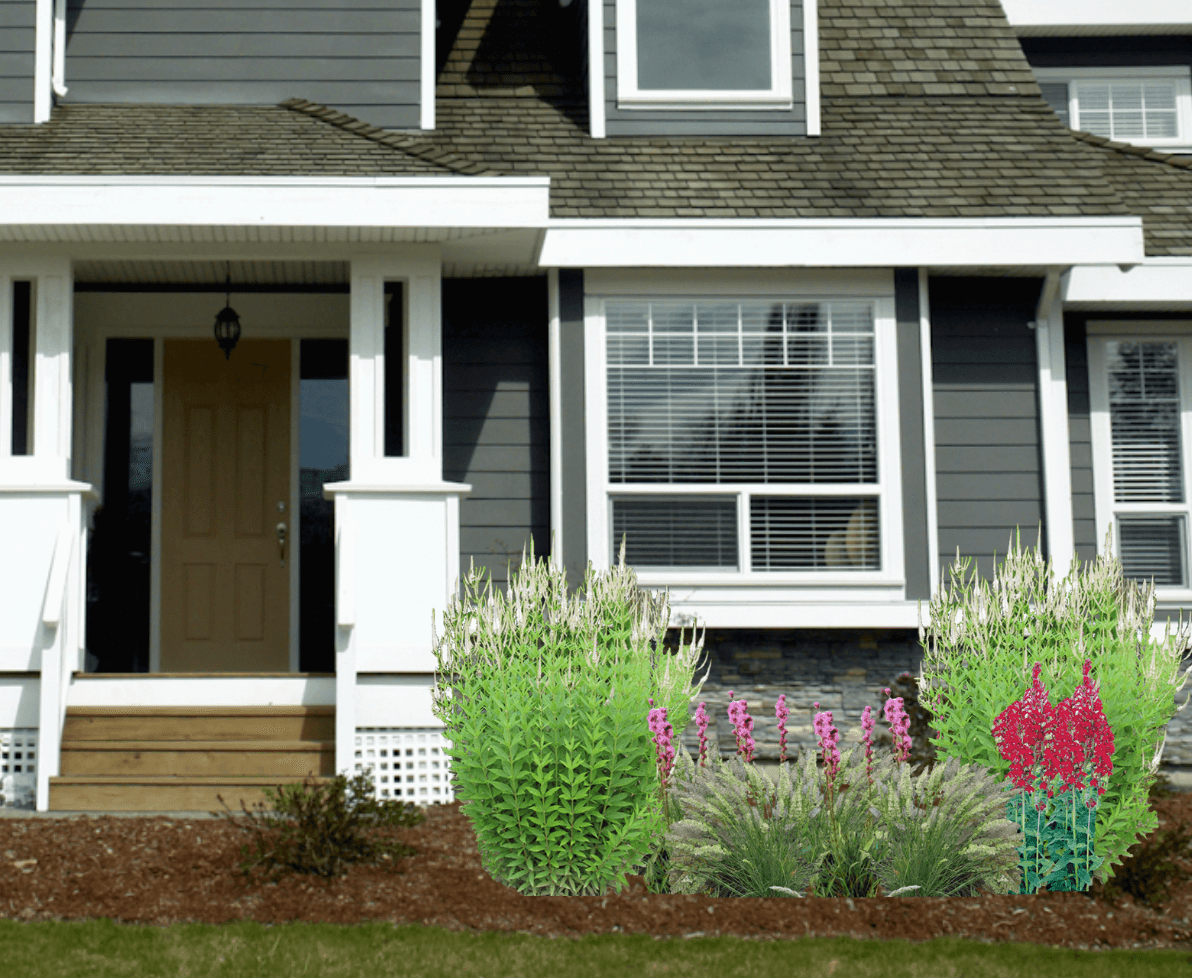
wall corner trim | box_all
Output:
[421,0,436,130]
[803,0,820,136]
[588,0,606,138]
[34,0,53,123]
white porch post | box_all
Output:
[1033,268,1075,582]
[0,258,92,811]
[329,251,470,783]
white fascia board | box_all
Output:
[1066,258,1192,308]
[0,176,551,230]
[1001,0,1192,35]
[537,217,1145,268]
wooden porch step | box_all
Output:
[59,740,334,777]
[61,706,335,743]
[48,775,337,813]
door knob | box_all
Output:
[276,521,288,568]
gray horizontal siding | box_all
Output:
[0,0,34,124]
[604,0,806,137]
[442,277,550,588]
[63,0,421,129]
[930,276,1046,585]
[1064,315,1097,567]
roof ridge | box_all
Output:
[279,99,480,175]
[1070,129,1192,172]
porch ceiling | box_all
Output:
[72,257,545,284]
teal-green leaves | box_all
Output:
[430,540,710,896]
[918,526,1192,886]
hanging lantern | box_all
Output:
[213,265,241,359]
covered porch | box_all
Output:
[0,174,550,810]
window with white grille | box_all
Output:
[1033,67,1192,152]
[1090,330,1192,592]
[603,299,885,575]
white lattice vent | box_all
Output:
[0,729,36,809]
[355,728,455,806]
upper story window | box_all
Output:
[1035,67,1192,152]
[615,0,793,109]
[591,297,902,582]
[1089,327,1192,598]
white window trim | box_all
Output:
[1034,65,1192,152]
[615,0,793,110]
[583,291,904,590]
[1087,322,1192,603]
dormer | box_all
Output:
[588,0,819,138]
[1002,0,1192,154]
[9,0,438,129]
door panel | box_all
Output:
[161,339,291,672]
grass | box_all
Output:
[0,919,1188,978]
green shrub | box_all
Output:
[217,771,425,880]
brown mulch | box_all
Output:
[1,794,1192,952]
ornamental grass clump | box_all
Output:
[216,771,425,881]
[430,539,710,897]
[918,527,1192,887]
[657,695,1020,899]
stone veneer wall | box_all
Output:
[668,628,1192,775]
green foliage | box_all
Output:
[658,740,1021,899]
[216,771,425,881]
[917,526,1192,887]
[430,539,711,896]
[1098,817,1192,908]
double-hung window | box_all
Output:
[1035,67,1192,152]
[1089,326,1192,595]
[595,297,899,581]
[615,0,793,109]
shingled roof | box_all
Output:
[0,0,1189,257]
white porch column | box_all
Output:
[0,257,92,810]
[1033,268,1075,581]
[329,251,470,780]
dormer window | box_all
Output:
[615,0,793,109]
[1035,66,1192,153]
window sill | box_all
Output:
[634,572,906,587]
[616,96,793,112]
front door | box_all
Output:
[160,340,291,672]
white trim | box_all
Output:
[918,268,939,596]
[1088,327,1192,602]
[547,269,564,567]
[51,0,66,98]
[33,0,51,123]
[1001,0,1192,36]
[420,0,435,130]
[803,0,820,136]
[0,176,552,230]
[588,0,606,138]
[584,289,906,596]
[614,0,792,109]
[538,218,1145,268]
[663,597,923,629]
[1033,268,1076,580]
[67,675,336,707]
[1066,259,1192,309]
[322,481,471,496]
[1034,65,1192,153]
[0,275,10,458]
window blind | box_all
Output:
[751,496,879,571]
[1039,83,1070,127]
[1107,341,1187,587]
[1076,81,1179,140]
[607,301,877,484]
[1108,342,1183,503]
[611,497,738,569]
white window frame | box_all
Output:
[584,288,904,590]
[1088,322,1192,603]
[1034,65,1192,152]
[615,0,793,110]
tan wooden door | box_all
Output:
[160,340,291,672]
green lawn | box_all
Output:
[0,919,1187,978]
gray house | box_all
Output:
[0,0,1190,811]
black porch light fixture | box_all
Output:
[213,264,242,359]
